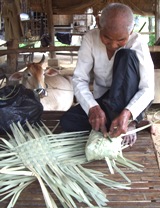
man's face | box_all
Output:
[100,27,131,52]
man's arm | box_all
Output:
[72,31,99,115]
[125,34,154,120]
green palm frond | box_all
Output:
[0,121,145,208]
[85,130,144,183]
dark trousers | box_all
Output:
[60,49,144,132]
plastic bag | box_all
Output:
[0,84,43,134]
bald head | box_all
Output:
[99,3,134,33]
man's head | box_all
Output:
[99,3,134,53]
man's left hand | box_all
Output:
[109,109,132,138]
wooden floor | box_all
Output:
[1,110,160,208]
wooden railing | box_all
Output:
[0,46,80,56]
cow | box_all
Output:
[8,55,74,111]
[0,39,7,64]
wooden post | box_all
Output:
[46,0,55,58]
[7,39,18,73]
[46,0,59,67]
[2,0,23,73]
[155,0,160,41]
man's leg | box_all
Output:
[60,96,105,132]
[60,104,92,132]
[101,48,153,145]
[102,48,141,127]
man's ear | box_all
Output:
[96,15,101,29]
[130,28,134,35]
[130,24,135,35]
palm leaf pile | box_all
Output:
[0,119,155,208]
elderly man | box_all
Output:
[60,3,155,146]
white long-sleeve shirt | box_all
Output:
[72,28,154,120]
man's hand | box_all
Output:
[89,105,107,137]
[109,109,132,138]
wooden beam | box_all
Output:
[0,46,80,56]
[0,45,158,56]
[149,45,160,51]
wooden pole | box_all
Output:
[7,39,18,73]
[155,0,160,40]
[4,0,21,73]
[46,0,55,58]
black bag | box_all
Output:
[40,34,51,47]
[0,84,43,134]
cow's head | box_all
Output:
[8,55,59,98]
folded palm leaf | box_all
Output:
[0,122,144,208]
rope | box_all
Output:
[0,85,20,100]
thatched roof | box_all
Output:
[28,0,155,16]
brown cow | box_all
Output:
[8,55,74,111]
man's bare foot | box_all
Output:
[122,119,157,147]
[121,121,137,147]
[136,119,157,136]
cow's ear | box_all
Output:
[44,68,59,77]
[8,72,23,81]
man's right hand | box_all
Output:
[88,105,107,137]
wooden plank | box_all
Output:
[107,202,160,208]
[0,111,160,208]
[150,123,160,168]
